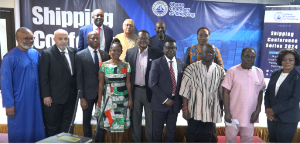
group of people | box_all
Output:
[1,8,300,143]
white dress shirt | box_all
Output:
[88,46,102,63]
[275,72,289,96]
[163,56,178,104]
[58,48,73,75]
[93,23,105,51]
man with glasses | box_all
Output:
[39,29,77,137]
[125,30,163,142]
[1,27,45,142]
[149,39,185,142]
[78,9,113,53]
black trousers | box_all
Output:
[267,120,298,142]
[152,109,178,142]
[82,97,104,142]
[186,118,214,142]
[42,94,76,137]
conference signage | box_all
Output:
[20,0,266,70]
[260,6,300,78]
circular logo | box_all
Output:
[152,1,168,17]
[274,12,284,22]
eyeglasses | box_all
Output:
[23,37,35,42]
[93,14,104,18]
[137,38,149,41]
[124,24,134,27]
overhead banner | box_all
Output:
[20,0,266,70]
[260,6,300,78]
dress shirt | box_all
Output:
[58,47,73,75]
[88,46,102,62]
[275,72,289,96]
[93,23,105,51]
[163,56,178,104]
[135,47,148,86]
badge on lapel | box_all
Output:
[149,59,152,61]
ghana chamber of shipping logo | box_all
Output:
[152,1,168,17]
[274,12,284,22]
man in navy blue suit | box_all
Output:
[148,39,185,142]
[78,9,113,53]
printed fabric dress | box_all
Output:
[98,61,131,132]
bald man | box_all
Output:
[149,21,174,52]
[1,27,45,142]
[39,29,77,137]
[78,9,113,53]
[76,31,109,141]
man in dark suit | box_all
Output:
[125,30,163,142]
[78,9,113,53]
[39,29,77,137]
[75,31,109,142]
[149,39,185,142]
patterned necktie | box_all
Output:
[61,52,71,73]
[94,50,99,72]
[97,27,101,49]
[169,61,176,95]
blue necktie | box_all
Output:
[94,50,99,72]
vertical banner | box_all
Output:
[261,6,300,78]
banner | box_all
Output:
[20,0,266,70]
[260,6,300,78]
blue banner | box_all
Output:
[20,0,266,70]
[260,6,300,78]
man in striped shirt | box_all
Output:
[179,43,225,142]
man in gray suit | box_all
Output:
[149,39,185,142]
[125,30,163,142]
[75,31,109,142]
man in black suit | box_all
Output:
[75,31,109,142]
[39,29,77,137]
[149,39,185,142]
[125,30,163,142]
[78,9,113,53]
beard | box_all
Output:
[157,32,164,37]
[57,45,67,51]
[20,42,33,49]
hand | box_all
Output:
[80,98,88,110]
[44,97,52,107]
[127,101,133,110]
[267,114,276,121]
[265,108,274,116]
[6,106,15,117]
[182,110,190,121]
[250,111,260,123]
[225,113,232,123]
[165,99,174,106]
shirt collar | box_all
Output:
[57,46,68,54]
[165,55,176,63]
[93,23,104,31]
[138,46,148,55]
[88,46,98,53]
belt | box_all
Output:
[134,85,146,89]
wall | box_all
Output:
[0,0,14,8]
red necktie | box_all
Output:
[97,27,101,49]
[169,61,176,95]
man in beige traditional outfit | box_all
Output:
[114,19,137,60]
[179,43,225,142]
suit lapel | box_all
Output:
[84,48,97,74]
[52,45,70,73]
[67,47,75,73]
[162,56,172,82]
[276,68,297,96]
[132,47,138,71]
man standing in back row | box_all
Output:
[149,21,173,52]
[78,9,113,53]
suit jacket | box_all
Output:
[264,68,300,123]
[125,46,163,102]
[39,45,77,104]
[149,56,185,113]
[77,24,113,53]
[75,48,109,100]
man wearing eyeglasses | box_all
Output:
[39,29,77,137]
[125,30,163,142]
[1,27,46,142]
[78,9,113,53]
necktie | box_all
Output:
[94,50,99,72]
[97,27,101,49]
[61,52,71,73]
[169,61,176,95]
